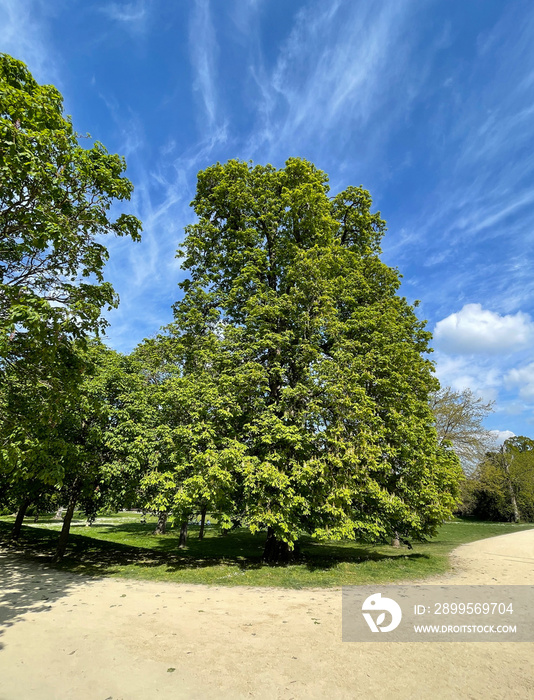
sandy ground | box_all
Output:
[1,529,533,700]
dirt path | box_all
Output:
[1,529,533,700]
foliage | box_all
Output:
[0,340,87,486]
[120,331,244,531]
[0,338,146,554]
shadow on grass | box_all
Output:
[0,520,427,582]
[301,551,430,572]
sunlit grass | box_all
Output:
[1,512,532,588]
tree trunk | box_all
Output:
[178,520,188,548]
[53,492,78,562]
[154,511,168,535]
[501,447,521,522]
[199,507,207,541]
[510,490,521,523]
[262,527,294,563]
[11,498,31,539]
[508,485,520,523]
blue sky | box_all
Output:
[2,0,534,439]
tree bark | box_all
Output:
[199,507,207,540]
[178,520,188,548]
[262,527,294,563]
[154,511,168,535]
[53,491,78,562]
[11,498,31,539]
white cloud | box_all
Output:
[229,0,263,37]
[433,353,500,403]
[434,303,534,355]
[489,429,515,445]
[505,362,534,401]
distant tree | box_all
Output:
[497,437,534,522]
[175,158,463,561]
[430,387,495,473]
[459,436,534,522]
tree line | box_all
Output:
[1,55,530,564]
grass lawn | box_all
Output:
[0,513,532,588]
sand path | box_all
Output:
[1,529,533,700]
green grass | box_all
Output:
[0,513,532,588]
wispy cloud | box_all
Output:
[386,4,534,301]
[248,0,425,165]
[100,0,151,34]
[229,0,264,39]
[100,113,231,352]
[189,0,220,129]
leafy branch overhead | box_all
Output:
[0,53,141,364]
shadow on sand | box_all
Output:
[0,546,100,652]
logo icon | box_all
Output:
[362,592,402,632]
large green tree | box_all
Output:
[175,158,462,560]
[0,54,141,543]
[1,339,152,558]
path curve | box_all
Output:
[1,529,533,700]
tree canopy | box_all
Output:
[0,53,141,367]
[0,63,468,562]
